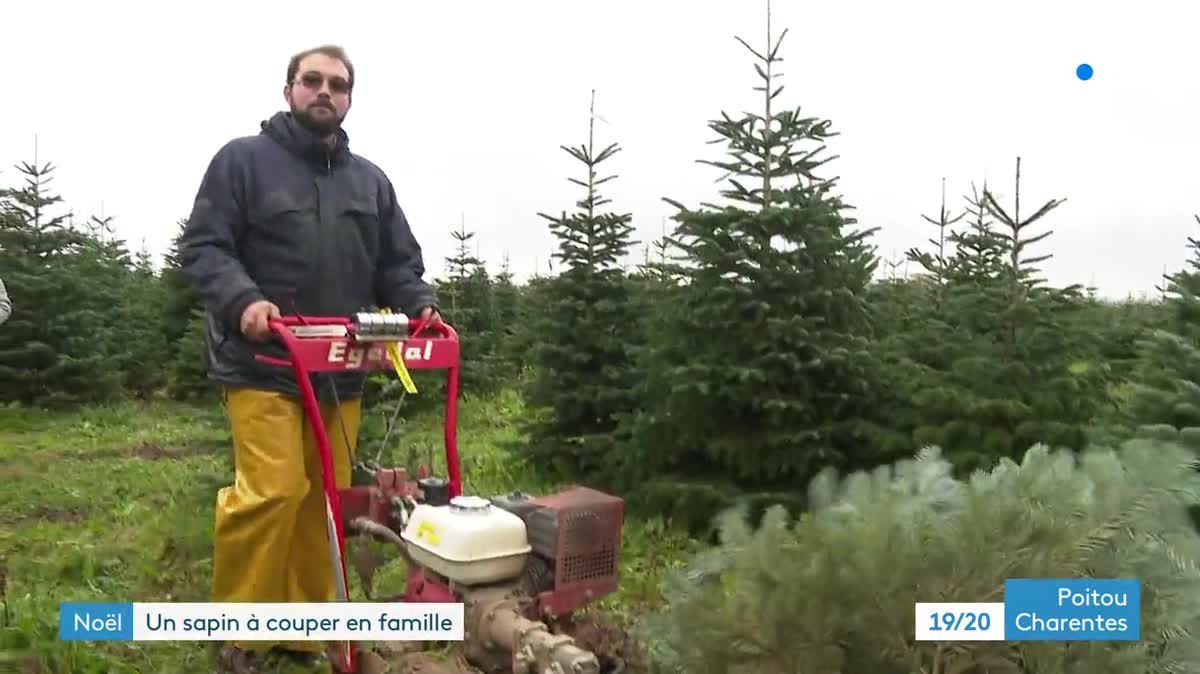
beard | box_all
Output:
[292,101,342,136]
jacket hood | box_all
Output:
[259,111,351,166]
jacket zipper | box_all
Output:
[321,150,332,317]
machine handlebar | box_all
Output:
[270,312,458,340]
[253,312,460,373]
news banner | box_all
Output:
[915,579,1140,641]
[58,579,1137,643]
[59,602,464,641]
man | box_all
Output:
[178,44,440,673]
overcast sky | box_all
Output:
[5,0,1197,300]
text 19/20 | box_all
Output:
[914,602,1005,641]
[930,611,991,632]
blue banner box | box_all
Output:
[60,602,134,641]
[1004,578,1140,641]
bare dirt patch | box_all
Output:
[130,443,203,460]
[371,648,479,674]
[26,504,88,523]
[13,654,46,674]
[0,443,217,467]
[0,503,91,528]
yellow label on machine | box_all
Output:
[387,342,418,394]
[379,309,418,394]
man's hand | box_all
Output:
[418,305,443,329]
[240,300,281,342]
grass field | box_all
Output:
[0,390,694,673]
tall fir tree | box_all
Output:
[889,160,1109,472]
[619,4,900,530]
[515,90,641,482]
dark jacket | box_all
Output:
[179,111,438,400]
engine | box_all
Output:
[340,470,625,674]
[401,487,623,607]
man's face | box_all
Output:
[284,53,352,137]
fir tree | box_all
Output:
[515,89,641,482]
[620,4,897,526]
[489,251,525,376]
[891,161,1109,472]
[441,217,483,317]
[129,239,172,394]
[1124,227,1200,450]
[864,183,969,448]
[160,218,212,399]
[439,220,506,396]
[65,214,172,397]
[1078,295,1165,393]
[905,177,965,305]
[874,179,968,359]
[504,265,553,382]
[161,219,199,345]
[0,159,122,404]
[629,218,672,292]
[87,223,171,396]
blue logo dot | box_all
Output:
[1076,63,1093,80]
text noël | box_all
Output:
[75,612,123,632]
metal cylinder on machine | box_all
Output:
[353,311,409,340]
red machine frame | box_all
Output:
[255,314,462,672]
[253,314,624,674]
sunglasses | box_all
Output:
[295,71,351,94]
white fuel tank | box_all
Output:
[400,495,532,585]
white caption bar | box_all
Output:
[130,602,464,641]
[915,602,1005,641]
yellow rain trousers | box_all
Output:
[212,386,361,654]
